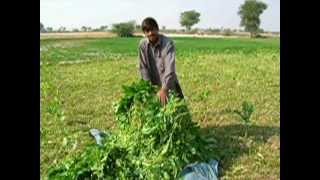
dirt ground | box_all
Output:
[40,32,116,39]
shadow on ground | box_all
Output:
[200,124,279,176]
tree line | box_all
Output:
[41,0,269,38]
[40,24,109,33]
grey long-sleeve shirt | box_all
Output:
[138,34,183,97]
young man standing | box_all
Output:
[138,17,184,105]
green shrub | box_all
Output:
[223,29,233,36]
[112,21,135,37]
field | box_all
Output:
[40,36,280,179]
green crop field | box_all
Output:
[40,36,279,179]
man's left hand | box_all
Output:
[157,88,168,105]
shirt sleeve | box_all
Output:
[162,41,177,90]
[139,45,151,81]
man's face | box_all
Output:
[144,28,159,44]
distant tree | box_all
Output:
[180,10,200,31]
[46,27,53,32]
[87,27,92,32]
[135,25,141,31]
[81,26,88,32]
[112,21,135,37]
[99,25,108,31]
[58,26,66,32]
[223,29,232,36]
[238,0,267,38]
[162,26,166,31]
[190,28,199,34]
[72,28,79,32]
[206,28,220,33]
[40,22,46,32]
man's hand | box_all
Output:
[157,88,168,105]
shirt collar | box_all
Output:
[147,34,162,48]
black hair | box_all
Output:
[141,17,159,32]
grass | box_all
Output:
[40,36,279,179]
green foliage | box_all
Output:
[58,26,67,33]
[81,26,88,32]
[112,21,136,37]
[47,79,214,179]
[238,0,267,38]
[197,89,210,101]
[223,29,233,36]
[99,25,108,31]
[207,28,221,33]
[40,37,279,64]
[135,25,141,31]
[46,27,53,32]
[41,22,46,33]
[72,28,79,32]
[180,10,201,31]
[234,101,255,125]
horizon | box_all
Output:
[40,0,280,32]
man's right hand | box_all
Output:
[157,88,168,106]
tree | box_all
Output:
[180,10,200,31]
[40,22,46,33]
[111,21,135,37]
[223,28,232,36]
[72,28,79,32]
[58,26,66,32]
[258,28,264,33]
[238,0,267,38]
[92,28,100,32]
[46,27,53,32]
[99,25,108,31]
[81,26,88,32]
[135,25,141,31]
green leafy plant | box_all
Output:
[198,89,210,101]
[47,79,215,179]
[234,101,254,125]
[111,21,135,37]
[234,101,255,137]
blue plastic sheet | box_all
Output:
[180,160,219,180]
[89,128,110,146]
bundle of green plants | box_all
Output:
[47,79,214,179]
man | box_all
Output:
[138,17,184,105]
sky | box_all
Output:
[40,0,280,32]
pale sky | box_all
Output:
[40,0,280,32]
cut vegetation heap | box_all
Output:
[47,79,216,179]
